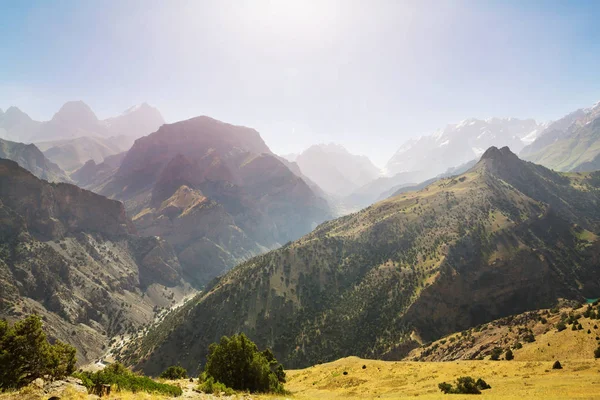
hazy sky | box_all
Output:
[2,0,600,167]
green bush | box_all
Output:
[438,376,491,394]
[203,333,286,393]
[594,346,600,359]
[160,365,188,380]
[490,347,503,361]
[556,321,567,332]
[197,376,235,396]
[75,363,182,397]
[0,315,76,390]
[505,349,514,360]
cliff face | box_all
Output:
[0,159,133,240]
[124,147,600,375]
[0,159,190,365]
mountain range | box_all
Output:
[2,96,600,379]
[385,117,540,178]
[520,101,600,172]
[0,101,164,174]
[0,101,164,144]
[120,146,600,375]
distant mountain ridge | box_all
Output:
[0,137,70,183]
[520,100,600,172]
[36,135,127,172]
[123,146,600,375]
[295,143,382,197]
[386,118,540,178]
[0,101,164,143]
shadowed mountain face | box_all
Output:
[0,137,70,183]
[0,159,191,365]
[93,116,331,285]
[124,146,600,375]
[520,101,600,172]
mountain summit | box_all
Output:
[95,115,331,285]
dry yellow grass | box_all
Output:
[281,356,600,400]
[3,356,599,400]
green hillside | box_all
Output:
[118,146,600,375]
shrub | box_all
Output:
[0,315,76,390]
[475,378,491,390]
[160,365,188,380]
[523,332,536,343]
[514,342,523,349]
[505,349,514,360]
[594,347,600,359]
[556,321,567,332]
[203,333,286,393]
[197,376,235,396]
[75,363,182,397]
[438,382,453,394]
[438,376,491,394]
[490,347,503,361]
[552,361,562,370]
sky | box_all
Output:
[1,0,600,167]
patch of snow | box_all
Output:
[472,147,485,157]
[520,129,539,144]
[438,139,450,147]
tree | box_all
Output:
[0,315,76,389]
[203,333,285,393]
[594,346,600,359]
[490,347,503,361]
[160,365,188,380]
[505,349,514,361]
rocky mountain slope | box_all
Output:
[89,116,331,285]
[71,152,126,189]
[294,143,381,197]
[0,138,70,183]
[520,101,600,172]
[120,146,600,375]
[0,159,192,365]
[407,301,600,362]
[386,118,540,178]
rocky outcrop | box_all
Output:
[0,159,132,240]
